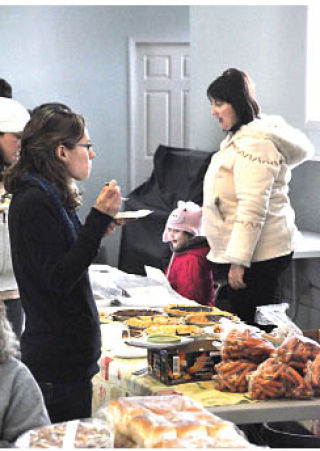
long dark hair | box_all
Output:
[207,68,260,129]
[4,104,85,209]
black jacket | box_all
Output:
[8,175,113,383]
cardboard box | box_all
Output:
[303,329,320,343]
[147,339,221,385]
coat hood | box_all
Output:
[230,114,315,167]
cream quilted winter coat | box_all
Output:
[203,115,315,267]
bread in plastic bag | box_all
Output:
[15,418,113,448]
[106,394,254,448]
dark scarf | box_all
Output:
[22,173,81,245]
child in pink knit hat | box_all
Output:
[163,201,215,306]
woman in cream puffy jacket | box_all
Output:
[203,68,314,324]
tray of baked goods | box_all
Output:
[164,304,238,320]
[123,305,237,347]
[98,308,162,324]
[111,308,161,322]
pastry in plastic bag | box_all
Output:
[15,419,113,448]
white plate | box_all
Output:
[112,344,148,359]
[126,336,194,349]
[115,209,153,220]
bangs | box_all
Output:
[207,76,231,102]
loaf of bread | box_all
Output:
[107,395,253,448]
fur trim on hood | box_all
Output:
[226,114,315,168]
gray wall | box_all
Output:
[189,5,307,151]
[0,5,189,265]
[189,5,320,234]
[189,6,320,330]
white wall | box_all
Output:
[189,5,320,234]
[189,5,307,152]
[0,5,189,265]
[189,6,320,330]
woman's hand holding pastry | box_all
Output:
[228,264,247,290]
[94,179,122,217]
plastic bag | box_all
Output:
[89,264,198,308]
[214,359,258,393]
[305,353,320,396]
[248,357,312,400]
[15,418,113,448]
[105,395,254,448]
[255,303,303,339]
[220,323,275,364]
[276,335,320,369]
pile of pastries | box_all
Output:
[107,395,255,448]
[123,305,237,338]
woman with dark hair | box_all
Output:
[4,104,123,423]
[203,68,314,325]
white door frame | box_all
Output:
[128,36,189,191]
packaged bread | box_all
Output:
[15,419,113,448]
[107,395,253,448]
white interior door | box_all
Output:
[129,41,190,190]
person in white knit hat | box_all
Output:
[162,200,215,306]
[0,97,30,339]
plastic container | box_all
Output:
[260,421,320,448]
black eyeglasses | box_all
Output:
[77,143,93,152]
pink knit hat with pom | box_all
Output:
[162,201,203,242]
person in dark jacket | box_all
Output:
[162,201,215,306]
[3,103,123,423]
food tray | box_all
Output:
[166,306,216,317]
[112,309,161,321]
[126,336,194,349]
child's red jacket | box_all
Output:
[165,237,215,306]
